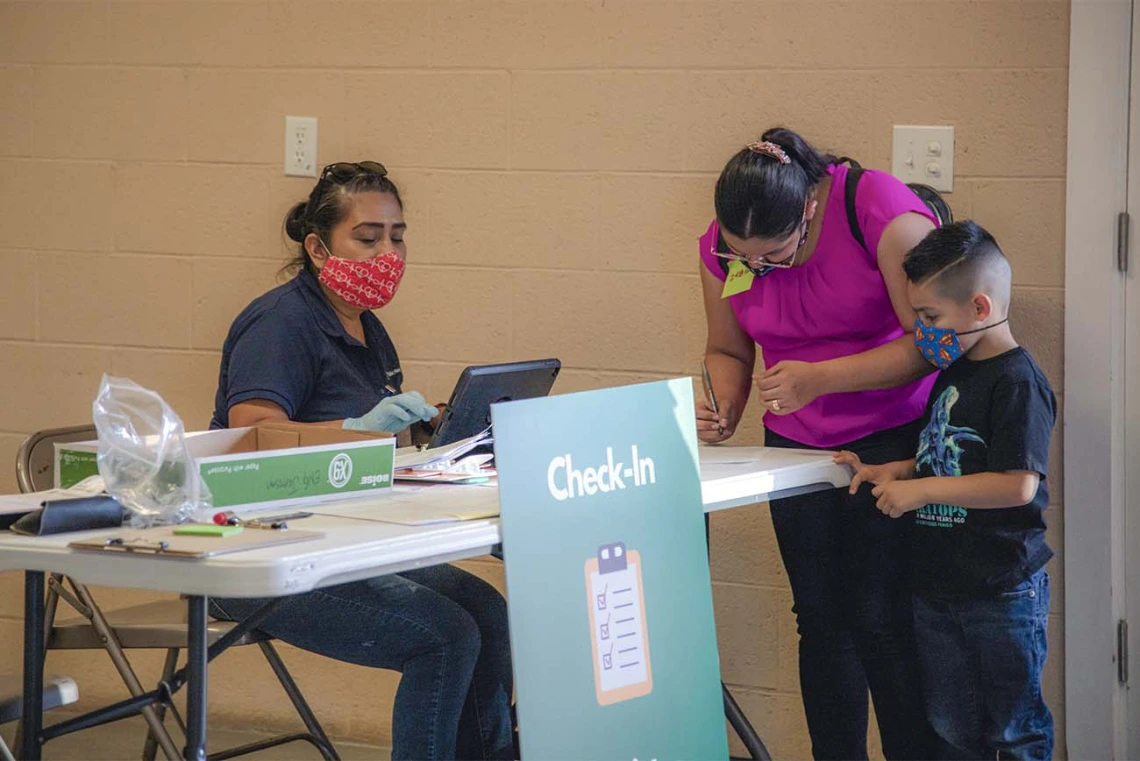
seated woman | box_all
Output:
[208,160,513,761]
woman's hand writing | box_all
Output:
[696,398,738,444]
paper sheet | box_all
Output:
[313,484,500,526]
[0,476,106,516]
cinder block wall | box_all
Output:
[0,2,1068,757]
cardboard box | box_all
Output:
[54,426,395,510]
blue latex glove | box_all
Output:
[343,391,437,433]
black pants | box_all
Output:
[766,422,936,761]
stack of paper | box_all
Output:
[394,457,496,485]
[393,427,493,471]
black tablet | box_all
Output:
[430,359,561,448]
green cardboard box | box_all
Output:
[54,425,395,510]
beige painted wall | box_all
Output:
[0,1,1069,757]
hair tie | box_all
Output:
[746,141,791,164]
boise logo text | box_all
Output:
[328,453,353,489]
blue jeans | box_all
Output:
[766,424,935,760]
[210,564,513,761]
[913,570,1053,760]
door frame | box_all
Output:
[1065,1,1133,757]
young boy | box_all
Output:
[835,220,1056,759]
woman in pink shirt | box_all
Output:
[698,127,938,760]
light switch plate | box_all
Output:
[285,116,318,177]
[892,125,954,192]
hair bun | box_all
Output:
[284,201,308,242]
[760,127,796,154]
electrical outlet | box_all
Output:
[892,125,954,192]
[284,116,318,177]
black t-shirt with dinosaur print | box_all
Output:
[910,347,1056,596]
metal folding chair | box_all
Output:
[0,674,78,761]
[16,426,339,761]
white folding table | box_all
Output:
[2,446,849,761]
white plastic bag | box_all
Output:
[92,375,211,526]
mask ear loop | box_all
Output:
[762,195,817,270]
[957,317,1010,337]
[314,237,343,270]
[785,216,810,268]
[309,237,335,276]
[792,195,820,260]
[736,218,805,272]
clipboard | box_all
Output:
[585,542,653,706]
[69,526,323,559]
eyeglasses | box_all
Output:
[714,215,813,271]
[319,161,388,184]
[710,249,796,269]
[712,230,796,270]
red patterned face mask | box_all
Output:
[318,250,406,310]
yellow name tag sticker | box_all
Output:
[721,260,755,298]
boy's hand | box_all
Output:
[872,480,928,518]
[833,451,901,495]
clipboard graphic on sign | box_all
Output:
[585,542,653,706]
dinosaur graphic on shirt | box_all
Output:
[916,386,985,477]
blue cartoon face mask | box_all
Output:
[914,318,1009,369]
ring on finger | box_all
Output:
[771,399,781,412]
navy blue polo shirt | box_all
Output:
[210,269,403,428]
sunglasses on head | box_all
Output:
[319,161,388,184]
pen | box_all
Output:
[244,520,290,530]
[700,358,725,436]
[212,511,312,530]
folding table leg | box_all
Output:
[183,596,208,761]
[20,572,45,761]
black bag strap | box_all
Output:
[839,158,954,254]
[837,157,869,253]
